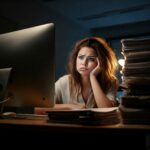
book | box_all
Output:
[121,38,150,51]
[121,96,150,109]
[47,107,120,125]
[122,50,150,57]
[119,104,150,124]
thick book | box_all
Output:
[47,107,120,125]
[123,88,150,96]
[121,38,150,51]
[121,96,150,109]
[122,66,150,76]
[122,50,150,57]
[119,104,150,124]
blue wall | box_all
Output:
[0,0,149,82]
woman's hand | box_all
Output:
[90,58,101,76]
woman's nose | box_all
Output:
[82,58,87,65]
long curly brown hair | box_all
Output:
[67,37,118,99]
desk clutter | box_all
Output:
[119,37,150,124]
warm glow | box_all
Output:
[118,59,125,67]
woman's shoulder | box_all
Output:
[57,74,70,81]
[56,74,70,85]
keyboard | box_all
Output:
[1,112,48,120]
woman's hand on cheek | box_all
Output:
[90,58,101,76]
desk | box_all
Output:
[0,118,150,149]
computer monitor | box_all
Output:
[0,23,55,113]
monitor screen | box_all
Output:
[0,23,55,113]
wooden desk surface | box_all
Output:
[0,117,150,134]
[0,117,149,149]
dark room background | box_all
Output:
[0,0,150,83]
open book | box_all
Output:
[47,107,120,125]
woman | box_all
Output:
[54,37,119,109]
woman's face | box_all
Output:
[76,46,97,76]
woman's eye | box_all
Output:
[78,55,84,60]
[87,57,96,62]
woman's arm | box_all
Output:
[54,103,86,110]
[90,58,118,107]
[90,75,117,107]
[34,103,86,115]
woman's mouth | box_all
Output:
[79,68,88,71]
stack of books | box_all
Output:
[47,107,120,125]
[119,37,150,124]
